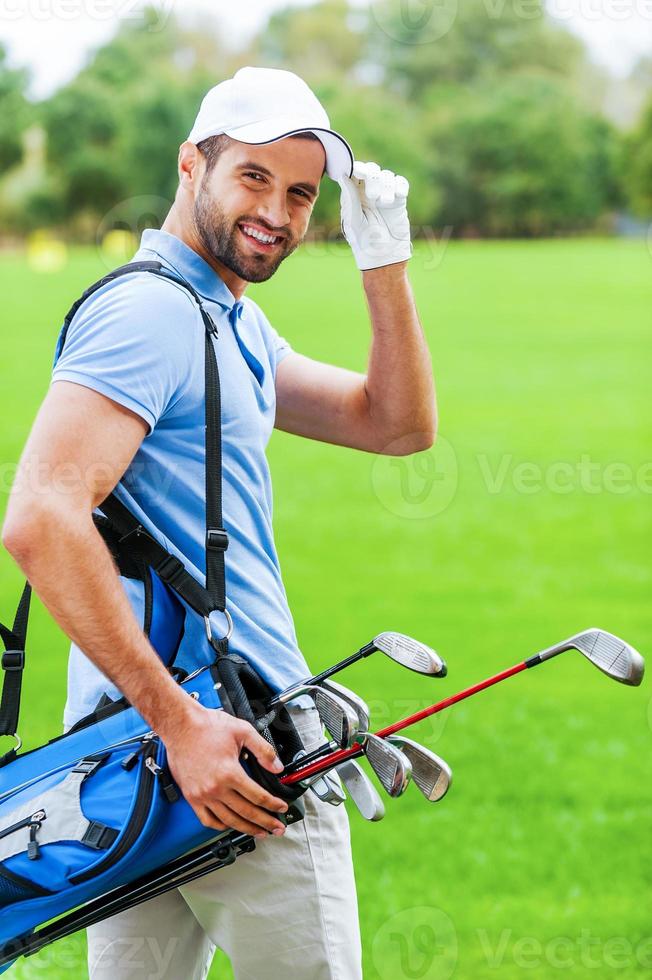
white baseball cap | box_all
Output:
[187,66,353,181]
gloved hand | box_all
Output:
[338,161,412,271]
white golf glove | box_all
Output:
[338,161,412,271]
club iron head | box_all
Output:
[538,629,645,686]
[364,733,412,798]
[308,772,346,807]
[308,687,361,749]
[336,759,385,821]
[372,632,447,678]
[386,736,452,802]
[319,679,370,732]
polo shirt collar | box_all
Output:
[139,229,241,314]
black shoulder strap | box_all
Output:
[0,582,32,760]
[0,259,230,754]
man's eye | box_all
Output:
[244,172,264,181]
[292,188,310,200]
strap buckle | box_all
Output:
[1,650,24,672]
[204,609,233,645]
[206,529,229,552]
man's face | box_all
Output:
[192,137,325,284]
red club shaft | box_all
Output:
[282,661,528,785]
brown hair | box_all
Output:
[196,131,325,175]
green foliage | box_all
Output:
[0,44,31,173]
[255,0,366,78]
[0,0,642,236]
[428,74,621,235]
[32,12,225,231]
[623,97,652,216]
[368,0,583,96]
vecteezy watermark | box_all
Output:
[368,0,652,45]
[96,195,172,271]
[477,453,652,496]
[0,454,180,508]
[372,905,458,980]
[89,935,180,978]
[370,434,458,521]
[366,698,449,745]
[548,0,652,23]
[477,928,652,970]
[369,0,460,44]
[0,0,175,29]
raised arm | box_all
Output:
[275,262,436,455]
[274,160,436,456]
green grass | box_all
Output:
[1,238,651,978]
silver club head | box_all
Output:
[372,632,447,677]
[538,629,645,686]
[364,733,412,798]
[336,759,385,821]
[308,772,346,807]
[386,736,452,802]
[319,679,371,732]
[308,687,361,749]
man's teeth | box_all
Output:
[241,225,279,245]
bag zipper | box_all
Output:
[70,739,158,885]
[0,809,46,861]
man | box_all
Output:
[3,67,436,978]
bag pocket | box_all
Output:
[0,735,165,898]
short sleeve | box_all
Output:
[242,295,294,379]
[271,326,293,371]
[52,274,197,433]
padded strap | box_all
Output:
[0,582,32,752]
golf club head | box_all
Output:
[372,632,447,678]
[364,733,412,798]
[539,629,645,686]
[308,772,346,806]
[387,736,452,802]
[319,679,370,732]
[308,687,361,749]
[336,759,385,821]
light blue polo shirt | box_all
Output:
[53,229,310,728]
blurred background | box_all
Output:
[1,1,651,978]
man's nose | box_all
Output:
[257,190,290,230]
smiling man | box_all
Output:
[3,67,436,978]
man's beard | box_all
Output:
[192,183,299,283]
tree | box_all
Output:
[0,45,31,173]
[368,0,584,98]
[427,74,621,235]
[624,98,652,217]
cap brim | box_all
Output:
[221,119,353,181]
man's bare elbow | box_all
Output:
[376,421,437,457]
[1,509,41,567]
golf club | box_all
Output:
[305,686,361,749]
[308,772,347,806]
[319,679,370,732]
[386,736,452,802]
[282,628,645,787]
[363,734,412,798]
[267,631,447,713]
[336,759,385,821]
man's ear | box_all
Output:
[178,141,203,192]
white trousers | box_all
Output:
[85,707,362,980]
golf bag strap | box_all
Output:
[0,581,32,752]
[0,260,230,761]
[85,260,229,618]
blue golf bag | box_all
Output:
[0,263,307,972]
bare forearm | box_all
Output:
[362,263,437,453]
[2,503,190,741]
